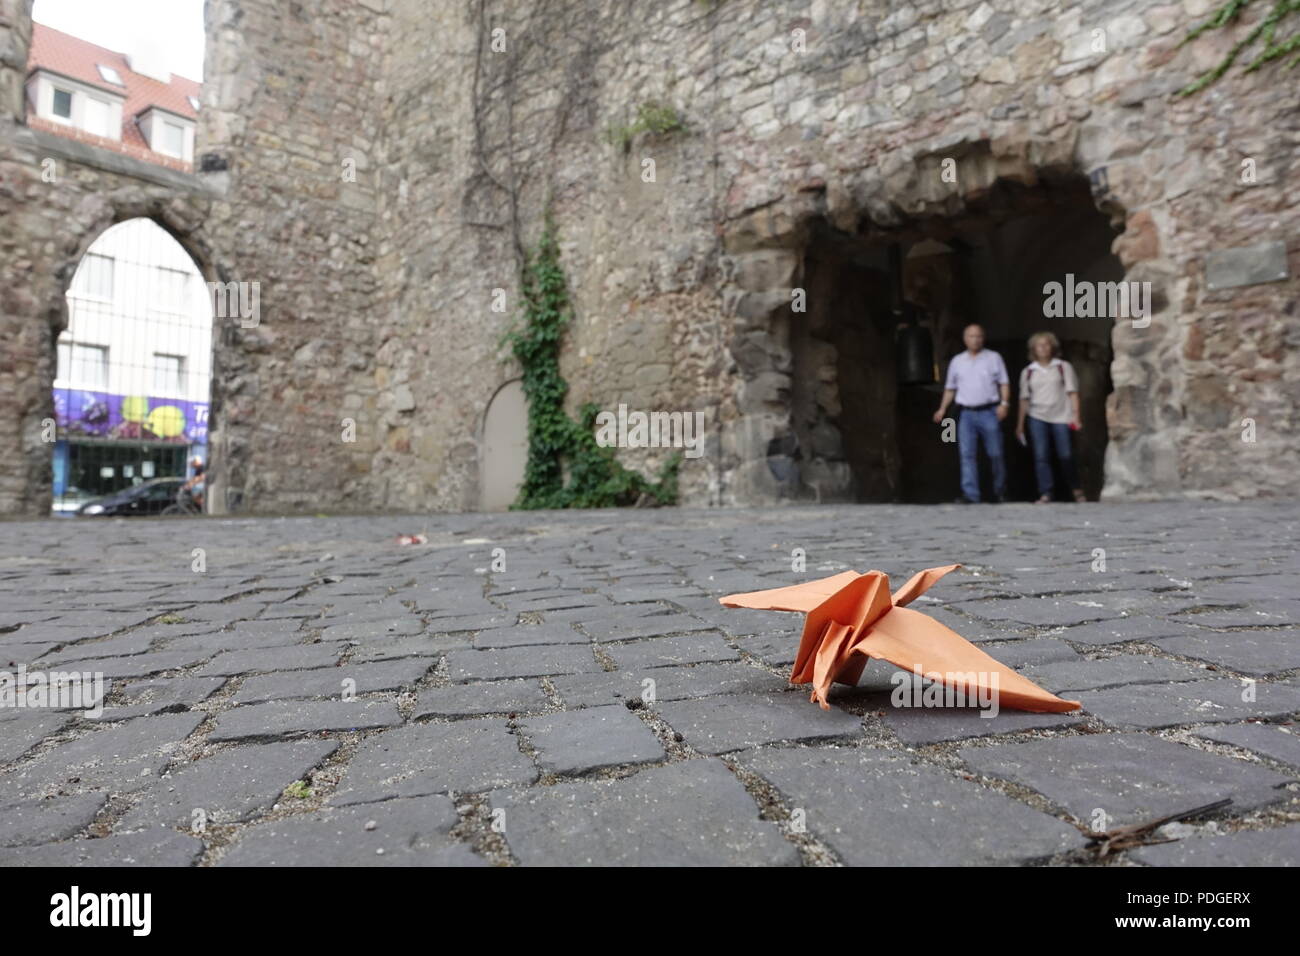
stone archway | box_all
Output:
[8,185,224,515]
[52,215,217,514]
[718,136,1141,505]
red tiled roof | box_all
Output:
[26,23,201,169]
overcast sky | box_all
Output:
[33,0,206,81]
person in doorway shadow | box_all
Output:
[1016,331,1087,503]
[932,324,1010,503]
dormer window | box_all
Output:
[188,95,200,111]
[84,96,113,137]
[160,120,185,156]
[136,107,195,161]
[97,64,124,86]
[52,87,72,119]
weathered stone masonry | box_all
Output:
[1,0,1296,515]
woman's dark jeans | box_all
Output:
[1027,416,1080,497]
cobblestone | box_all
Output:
[0,502,1296,865]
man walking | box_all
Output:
[932,324,1010,503]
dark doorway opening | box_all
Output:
[789,174,1121,503]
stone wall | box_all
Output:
[377,0,1297,508]
[1,0,1296,515]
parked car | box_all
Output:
[77,477,185,517]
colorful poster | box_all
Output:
[53,389,209,444]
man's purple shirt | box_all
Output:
[944,349,1009,407]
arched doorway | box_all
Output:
[52,218,213,515]
[781,174,1122,503]
[480,379,527,511]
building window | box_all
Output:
[153,267,190,313]
[160,121,185,157]
[52,87,72,119]
[153,354,185,395]
[97,64,124,86]
[72,252,114,301]
[84,97,112,138]
[188,95,200,111]
[57,342,110,390]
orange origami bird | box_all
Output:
[720,564,1081,714]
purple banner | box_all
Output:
[54,389,209,444]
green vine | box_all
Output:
[503,213,680,509]
[1177,0,1300,95]
[604,101,687,152]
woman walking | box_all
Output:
[1016,332,1086,503]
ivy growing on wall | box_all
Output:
[503,213,680,509]
[604,101,687,152]
[1178,0,1300,95]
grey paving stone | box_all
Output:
[445,644,601,681]
[607,585,708,603]
[0,829,204,866]
[521,705,666,775]
[742,747,1083,865]
[36,630,163,664]
[542,602,669,625]
[958,597,1126,627]
[197,642,348,676]
[1055,616,1208,645]
[472,621,588,648]
[1152,629,1300,676]
[218,794,484,866]
[697,605,789,638]
[0,793,106,847]
[1127,824,1300,866]
[1075,678,1300,730]
[414,680,548,718]
[319,617,424,642]
[348,632,471,662]
[606,632,741,669]
[118,739,338,829]
[582,613,714,642]
[0,640,63,666]
[491,758,799,866]
[656,692,862,754]
[1172,603,1297,628]
[1019,655,1209,693]
[39,649,210,680]
[976,638,1082,667]
[734,632,799,667]
[425,613,515,633]
[960,733,1292,825]
[332,719,537,805]
[1193,722,1300,768]
[880,704,1083,745]
[0,713,205,801]
[233,658,434,704]
[0,711,70,763]
[552,662,787,708]
[501,592,610,613]
[100,676,227,719]
[209,699,403,741]
[165,625,306,653]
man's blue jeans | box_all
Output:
[958,406,1004,502]
[1027,416,1080,497]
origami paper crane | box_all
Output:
[720,564,1081,713]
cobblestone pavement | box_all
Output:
[1,502,1297,867]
